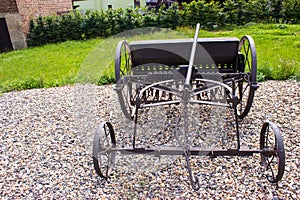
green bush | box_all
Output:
[0,78,44,93]
[223,0,262,25]
[28,0,300,46]
[142,8,158,27]
[158,3,180,29]
[282,0,300,24]
[258,63,274,81]
[82,10,106,38]
[97,75,115,85]
[258,60,300,81]
[269,0,283,23]
[273,59,299,80]
[180,0,222,29]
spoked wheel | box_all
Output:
[93,122,116,179]
[115,40,132,83]
[260,122,285,184]
[115,40,134,120]
[236,35,258,119]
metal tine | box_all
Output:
[185,23,200,88]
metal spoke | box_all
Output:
[121,87,132,115]
[266,126,272,148]
[245,43,251,71]
[267,155,275,181]
[242,83,249,94]
[125,50,129,69]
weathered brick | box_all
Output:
[0,0,18,13]
[1,0,72,37]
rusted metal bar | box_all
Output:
[110,146,270,157]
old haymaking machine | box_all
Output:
[92,24,285,190]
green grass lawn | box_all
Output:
[180,24,300,81]
[0,39,101,92]
[0,24,299,93]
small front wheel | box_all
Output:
[92,122,116,179]
[260,122,285,183]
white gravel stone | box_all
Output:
[0,80,299,199]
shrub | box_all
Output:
[247,0,270,23]
[82,10,107,39]
[0,78,44,92]
[27,0,300,46]
[282,0,300,24]
[273,59,299,80]
[258,62,274,80]
[269,0,284,23]
[97,75,115,85]
[223,0,255,25]
[258,60,300,81]
[142,8,158,27]
[158,3,180,29]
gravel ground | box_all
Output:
[0,80,299,199]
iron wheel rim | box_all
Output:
[92,122,116,179]
[260,122,285,183]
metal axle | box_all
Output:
[109,146,272,157]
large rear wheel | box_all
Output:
[115,40,134,120]
[236,35,258,119]
[115,40,131,83]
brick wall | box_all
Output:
[15,0,73,35]
[1,0,72,48]
[0,0,18,13]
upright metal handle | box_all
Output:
[184,23,200,87]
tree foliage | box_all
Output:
[28,0,300,46]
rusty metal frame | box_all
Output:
[94,24,285,190]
